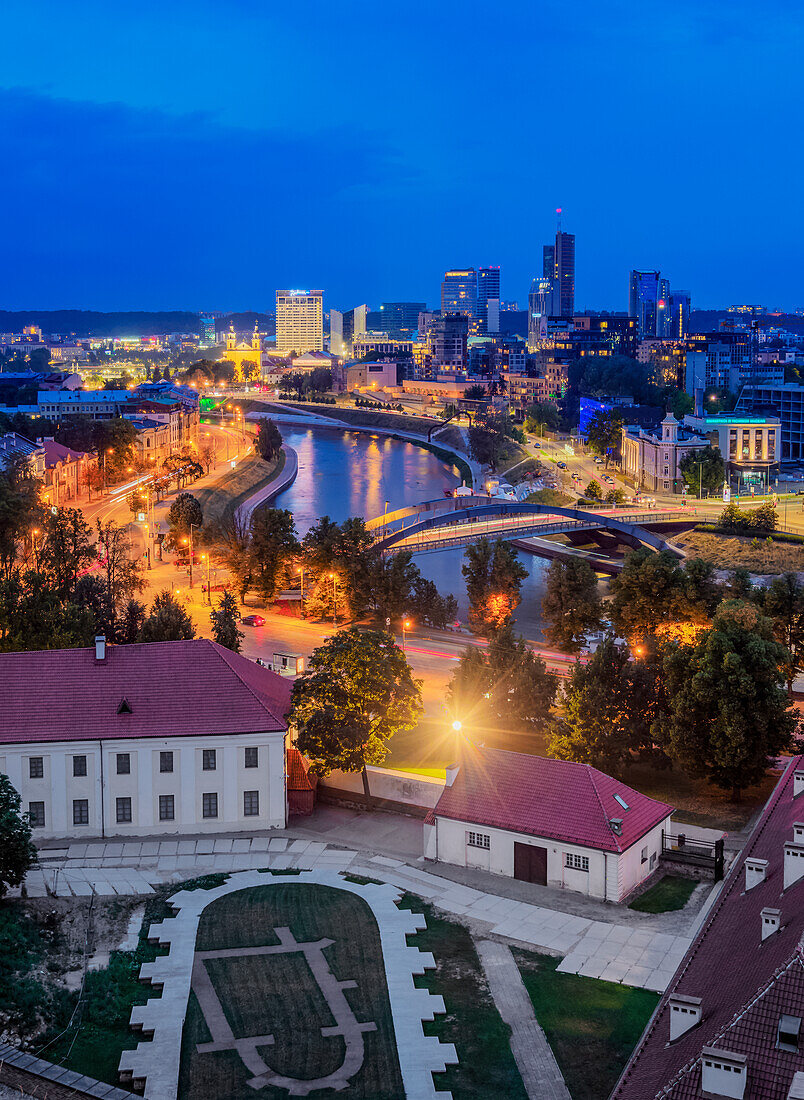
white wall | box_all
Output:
[320,766,445,809]
[0,730,286,840]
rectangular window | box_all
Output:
[159,794,175,821]
[160,751,173,773]
[116,797,132,824]
[565,853,589,872]
[466,831,490,849]
[768,431,776,460]
[73,755,87,777]
[203,749,216,771]
[73,799,89,826]
[29,757,44,779]
[742,429,750,459]
[29,801,45,828]
[641,846,648,864]
[116,753,130,775]
[755,428,763,459]
[243,790,259,816]
[202,792,218,819]
[649,852,657,869]
[245,747,258,769]
[729,429,738,458]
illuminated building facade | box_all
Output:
[378,302,426,338]
[441,269,477,321]
[629,269,660,337]
[476,267,501,334]
[543,231,575,316]
[275,290,324,355]
[330,304,367,357]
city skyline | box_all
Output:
[1,0,803,312]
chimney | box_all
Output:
[784,843,804,890]
[761,907,781,941]
[745,857,768,891]
[610,818,623,836]
[445,763,460,787]
[794,823,804,844]
[700,1047,747,1100]
[668,993,702,1041]
[94,636,106,661]
[794,770,804,798]
[788,1071,804,1099]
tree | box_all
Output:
[524,401,560,436]
[448,623,557,738]
[659,601,797,798]
[211,591,244,652]
[140,590,196,642]
[586,409,624,468]
[464,384,488,401]
[249,508,299,601]
[679,445,726,497]
[0,569,96,651]
[467,411,521,470]
[409,575,458,629]
[255,418,283,462]
[39,508,94,601]
[462,537,528,635]
[585,479,602,500]
[0,455,43,580]
[610,549,691,643]
[209,510,252,603]
[289,628,423,797]
[549,637,665,774]
[718,501,779,534]
[309,366,333,394]
[758,573,804,696]
[92,520,145,641]
[167,493,203,542]
[0,774,36,897]
[541,559,602,653]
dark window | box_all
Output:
[116,753,130,775]
[160,751,173,773]
[243,790,259,816]
[29,801,45,828]
[245,747,258,769]
[73,755,87,777]
[203,749,216,771]
[202,792,218,818]
[159,794,175,821]
[73,799,89,825]
[116,797,132,824]
[29,757,44,779]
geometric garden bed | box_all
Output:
[118,870,457,1099]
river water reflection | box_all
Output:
[275,427,550,638]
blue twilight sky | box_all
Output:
[2,0,803,313]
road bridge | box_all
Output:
[368,496,688,557]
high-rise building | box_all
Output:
[429,312,468,375]
[668,292,691,339]
[527,276,558,350]
[543,231,575,317]
[199,314,215,347]
[476,267,501,333]
[329,304,367,357]
[275,290,324,355]
[378,302,427,339]
[657,277,671,337]
[441,269,477,320]
[629,270,661,338]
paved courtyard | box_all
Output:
[22,831,714,994]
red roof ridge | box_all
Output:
[205,638,290,725]
[585,763,624,854]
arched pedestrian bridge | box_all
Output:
[367,496,689,558]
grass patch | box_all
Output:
[512,950,658,1100]
[178,882,403,1099]
[398,894,527,1100]
[526,488,573,507]
[0,905,71,1035]
[628,875,698,913]
[195,451,283,526]
[674,529,804,573]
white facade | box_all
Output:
[424,815,670,902]
[0,730,286,840]
[276,289,324,355]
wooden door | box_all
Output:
[513,842,547,884]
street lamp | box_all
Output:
[188,522,198,588]
[402,616,411,652]
[296,565,305,616]
[329,571,337,625]
[201,553,211,602]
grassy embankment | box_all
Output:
[194,451,285,526]
[675,527,804,573]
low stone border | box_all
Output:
[0,1041,133,1099]
[118,869,457,1099]
[235,443,299,526]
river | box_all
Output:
[274,426,549,639]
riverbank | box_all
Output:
[194,450,285,525]
[235,444,298,525]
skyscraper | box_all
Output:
[476,266,501,333]
[628,270,660,338]
[330,304,367,356]
[199,314,215,347]
[657,277,671,337]
[378,302,427,339]
[668,292,691,339]
[441,269,477,319]
[543,230,575,317]
[527,276,558,350]
[275,290,324,355]
[429,312,468,375]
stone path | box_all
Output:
[476,940,571,1100]
[28,835,696,994]
[118,869,456,1100]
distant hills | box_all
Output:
[0,310,275,337]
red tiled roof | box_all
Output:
[40,440,89,467]
[0,639,292,743]
[613,756,804,1100]
[286,747,316,791]
[432,744,673,854]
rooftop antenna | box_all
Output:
[556,207,563,233]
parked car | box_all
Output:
[603,474,614,483]
[593,456,604,464]
[241,614,266,627]
[556,461,568,470]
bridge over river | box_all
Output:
[367,496,689,566]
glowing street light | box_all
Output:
[452,720,462,732]
[329,571,337,625]
[402,616,411,652]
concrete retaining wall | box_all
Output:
[319,766,445,810]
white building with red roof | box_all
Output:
[424,745,674,902]
[0,638,292,839]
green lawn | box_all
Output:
[512,951,658,1100]
[628,875,698,913]
[178,883,404,1100]
[195,451,283,526]
[398,895,527,1100]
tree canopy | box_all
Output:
[210,591,243,652]
[541,559,602,654]
[679,445,726,496]
[462,537,528,635]
[0,774,37,897]
[140,590,196,642]
[255,418,283,462]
